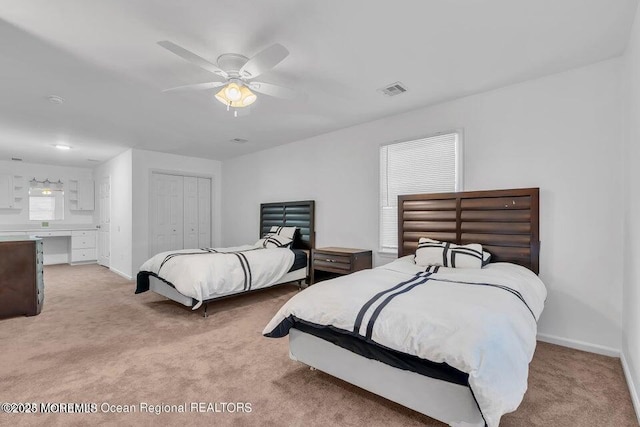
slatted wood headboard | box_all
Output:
[260,200,316,251]
[398,188,540,274]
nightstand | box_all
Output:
[311,247,373,284]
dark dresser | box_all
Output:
[0,236,44,318]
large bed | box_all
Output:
[136,200,315,316]
[263,188,544,427]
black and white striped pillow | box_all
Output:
[257,234,293,249]
[415,238,486,269]
[482,250,492,266]
[269,226,297,240]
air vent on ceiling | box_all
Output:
[11,157,22,161]
[47,95,65,104]
[378,81,408,97]
[231,138,248,144]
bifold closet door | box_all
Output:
[150,173,211,255]
[197,177,211,248]
[151,173,184,255]
[183,176,199,249]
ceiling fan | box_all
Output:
[158,40,297,114]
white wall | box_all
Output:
[623,2,640,417]
[94,149,133,279]
[223,58,625,352]
[131,149,222,275]
[0,160,95,227]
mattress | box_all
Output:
[289,249,308,273]
[292,321,468,385]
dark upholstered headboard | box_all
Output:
[398,188,540,274]
[260,200,315,251]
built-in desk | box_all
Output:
[0,228,97,265]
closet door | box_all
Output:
[166,175,184,251]
[197,177,211,248]
[183,176,199,249]
[150,173,184,255]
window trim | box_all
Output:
[378,129,464,255]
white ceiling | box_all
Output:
[0,0,637,167]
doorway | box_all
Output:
[97,176,110,267]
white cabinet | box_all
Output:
[12,175,24,209]
[70,230,96,263]
[0,174,22,209]
[69,179,95,211]
[0,174,14,208]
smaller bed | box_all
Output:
[136,200,315,316]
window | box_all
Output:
[379,132,462,252]
[29,180,65,221]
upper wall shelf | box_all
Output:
[68,179,94,211]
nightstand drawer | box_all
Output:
[313,259,352,271]
[313,253,352,264]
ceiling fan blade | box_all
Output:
[249,82,298,100]
[239,44,289,79]
[157,41,228,79]
[162,81,226,93]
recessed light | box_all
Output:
[55,144,71,150]
[47,95,65,104]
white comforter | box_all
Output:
[140,245,295,309]
[263,256,546,426]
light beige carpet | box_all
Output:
[0,264,636,426]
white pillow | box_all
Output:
[257,234,293,249]
[415,238,484,269]
[269,226,297,240]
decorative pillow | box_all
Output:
[257,234,293,249]
[482,250,492,267]
[415,238,484,269]
[269,226,297,240]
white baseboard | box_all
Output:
[621,351,640,425]
[110,267,133,281]
[537,333,620,357]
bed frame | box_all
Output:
[149,200,316,317]
[289,188,540,426]
[260,200,316,252]
[399,187,539,273]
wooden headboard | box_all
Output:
[398,188,540,274]
[260,200,316,251]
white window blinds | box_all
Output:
[379,132,461,252]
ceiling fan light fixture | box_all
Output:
[224,83,242,101]
[242,93,257,106]
[215,83,256,108]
